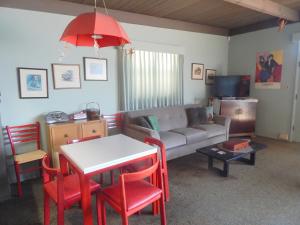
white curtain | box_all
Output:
[119,49,184,111]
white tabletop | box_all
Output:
[60,134,157,174]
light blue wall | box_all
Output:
[0,7,228,182]
[0,7,228,143]
[228,23,300,139]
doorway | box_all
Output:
[290,36,300,142]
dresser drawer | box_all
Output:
[81,120,106,138]
[50,124,81,151]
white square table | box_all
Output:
[60,134,158,225]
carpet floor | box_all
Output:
[1,137,300,225]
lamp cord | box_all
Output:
[102,0,109,15]
[94,0,108,15]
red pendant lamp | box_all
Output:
[60,0,130,48]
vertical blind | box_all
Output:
[119,49,184,111]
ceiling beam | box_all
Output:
[229,18,298,36]
[224,0,300,21]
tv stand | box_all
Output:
[214,98,258,137]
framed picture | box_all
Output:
[83,57,108,81]
[191,63,204,80]
[17,67,48,99]
[52,64,81,89]
[205,69,216,85]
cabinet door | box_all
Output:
[220,101,241,134]
[81,120,107,138]
[50,124,81,151]
[238,101,256,133]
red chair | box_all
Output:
[99,160,167,225]
[67,135,115,185]
[122,137,170,201]
[6,122,46,197]
[42,154,101,225]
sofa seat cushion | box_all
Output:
[170,128,208,144]
[193,124,226,138]
[159,131,186,149]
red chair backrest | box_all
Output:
[144,137,167,171]
[6,122,41,156]
[67,135,101,144]
[103,113,124,129]
[120,160,162,211]
[42,154,60,184]
[42,154,66,204]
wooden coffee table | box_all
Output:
[196,144,257,177]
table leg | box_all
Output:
[222,161,229,177]
[208,156,213,169]
[79,174,93,225]
[250,152,256,165]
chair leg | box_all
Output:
[163,172,170,202]
[14,162,23,197]
[44,191,50,225]
[39,159,43,178]
[96,193,102,225]
[57,203,64,225]
[159,195,167,225]
[99,174,104,184]
[100,198,106,225]
[110,170,114,185]
[122,214,129,225]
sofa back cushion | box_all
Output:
[186,107,208,126]
[124,106,188,131]
[135,116,152,129]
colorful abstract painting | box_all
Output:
[255,50,283,89]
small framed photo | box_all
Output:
[191,63,204,80]
[83,57,108,81]
[17,67,48,99]
[52,64,81,89]
[205,69,217,85]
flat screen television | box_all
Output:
[213,75,250,98]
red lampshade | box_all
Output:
[60,12,130,47]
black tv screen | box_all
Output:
[213,75,250,98]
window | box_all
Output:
[119,49,183,111]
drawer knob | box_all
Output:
[235,108,243,115]
[64,134,68,138]
[92,129,96,133]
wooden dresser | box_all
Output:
[46,119,107,166]
[214,99,258,137]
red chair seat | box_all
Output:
[103,180,162,211]
[44,174,99,206]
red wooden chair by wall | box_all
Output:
[67,135,115,185]
[121,137,170,201]
[42,154,101,225]
[6,122,46,197]
[99,160,167,225]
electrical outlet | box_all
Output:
[278,133,289,141]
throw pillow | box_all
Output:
[186,107,208,126]
[135,116,152,129]
[145,115,160,131]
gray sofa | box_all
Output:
[123,105,231,161]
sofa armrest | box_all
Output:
[124,124,160,142]
[213,115,231,140]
